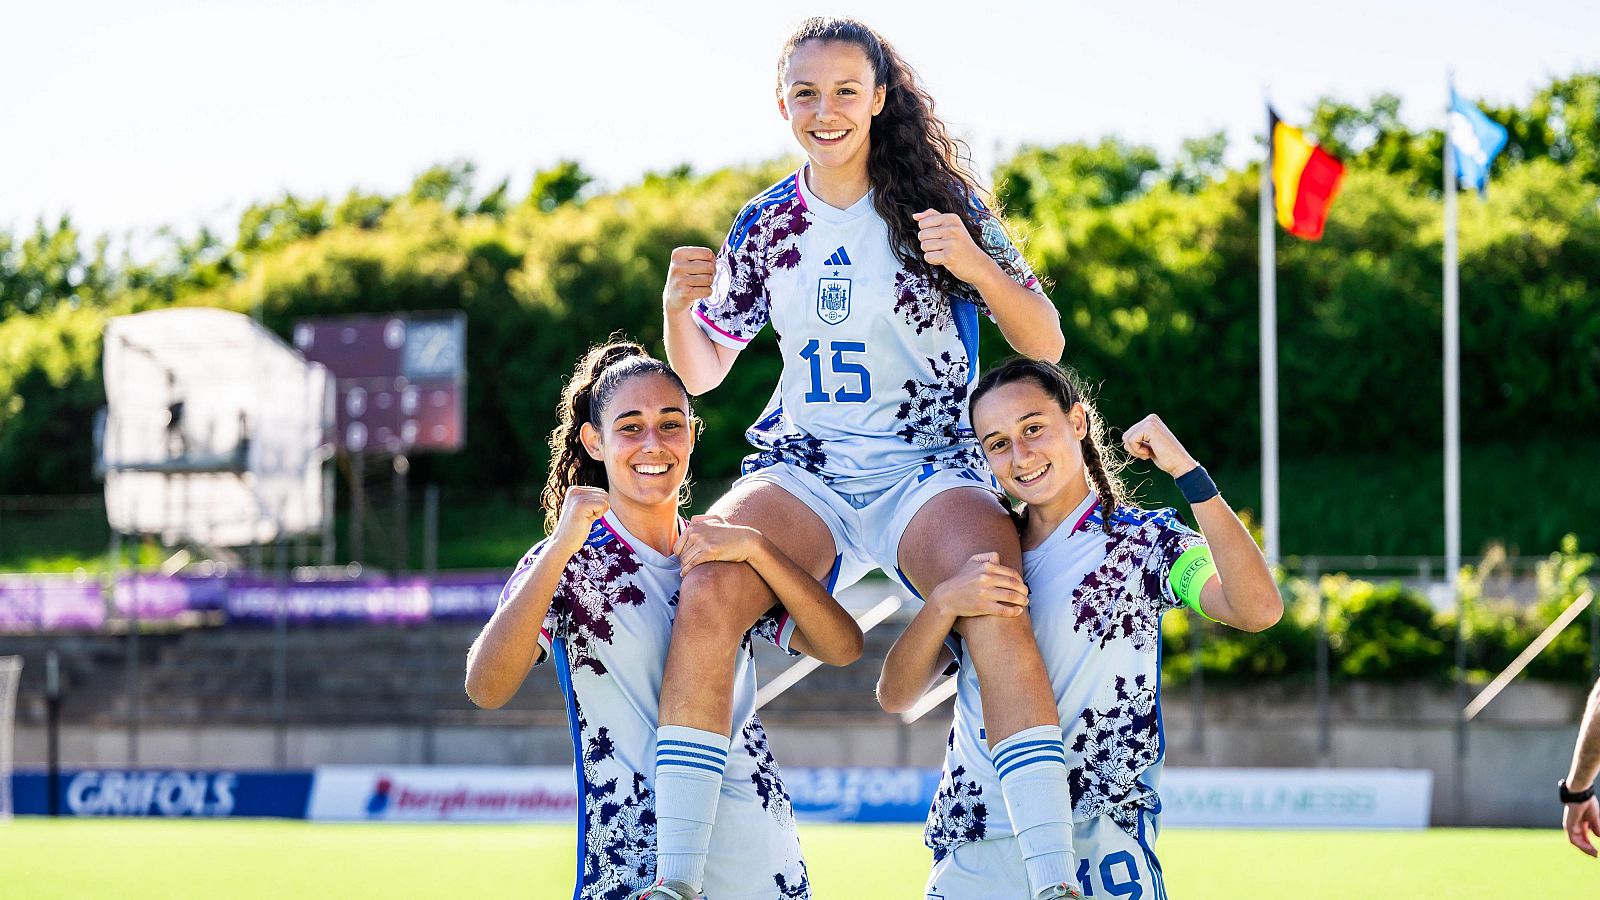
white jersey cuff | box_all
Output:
[693,306,751,350]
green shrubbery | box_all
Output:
[1,77,1597,557]
[1162,534,1597,685]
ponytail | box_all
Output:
[540,339,694,534]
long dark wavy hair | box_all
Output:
[777,17,996,301]
[969,357,1129,532]
[539,340,694,534]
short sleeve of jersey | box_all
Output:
[1144,508,1209,612]
[692,202,774,349]
[750,606,802,657]
[498,538,565,666]
[952,197,1044,321]
[979,215,1044,297]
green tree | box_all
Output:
[527,160,593,212]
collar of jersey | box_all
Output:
[796,164,874,224]
[1022,492,1101,560]
[598,511,682,572]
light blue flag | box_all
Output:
[1449,89,1509,195]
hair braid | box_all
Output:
[1078,409,1124,531]
[539,340,649,535]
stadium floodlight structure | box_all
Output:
[0,656,18,821]
[99,309,333,551]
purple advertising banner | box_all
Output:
[226,576,431,623]
[3,571,508,630]
[220,572,506,623]
[0,575,106,631]
[428,572,507,620]
[114,575,230,621]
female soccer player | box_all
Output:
[878,357,1282,899]
[465,341,862,900]
[656,15,1081,900]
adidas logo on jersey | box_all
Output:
[823,246,852,267]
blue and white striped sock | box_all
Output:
[993,724,1078,897]
[654,724,730,889]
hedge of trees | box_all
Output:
[1161,535,1596,686]
[1,76,1597,556]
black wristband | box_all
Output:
[1560,779,1595,804]
[1174,465,1219,505]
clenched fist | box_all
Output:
[913,210,994,286]
[1122,414,1200,479]
[663,246,717,314]
[553,486,610,555]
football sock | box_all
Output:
[993,724,1079,897]
[654,724,730,889]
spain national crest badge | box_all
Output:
[817,277,851,325]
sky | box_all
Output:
[4,0,1597,246]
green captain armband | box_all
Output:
[1169,546,1219,621]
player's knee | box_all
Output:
[955,610,1039,656]
[678,561,763,638]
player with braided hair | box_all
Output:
[879,357,1282,899]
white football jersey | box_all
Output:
[693,167,1044,494]
[505,511,810,900]
[924,494,1206,862]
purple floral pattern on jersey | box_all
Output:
[924,762,991,862]
[774,866,811,900]
[697,182,811,343]
[740,716,797,826]
[1067,673,1159,832]
[746,608,801,658]
[937,445,990,475]
[978,215,1043,306]
[571,701,656,900]
[895,352,971,449]
[554,529,649,676]
[1069,507,1198,652]
[893,267,951,334]
[742,433,831,481]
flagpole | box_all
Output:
[1259,97,1280,565]
[1445,70,1467,824]
[1443,78,1461,610]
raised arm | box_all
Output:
[970,265,1063,362]
[662,246,740,395]
[1122,414,1283,633]
[464,488,607,708]
[675,515,863,666]
[913,210,1064,362]
[876,552,1029,714]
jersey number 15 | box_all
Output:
[800,339,872,404]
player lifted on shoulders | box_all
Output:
[650,16,1082,900]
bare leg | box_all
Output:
[650,479,838,892]
[899,487,1079,898]
[657,479,838,733]
[898,487,1057,744]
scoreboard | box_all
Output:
[293,312,465,454]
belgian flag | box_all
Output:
[1270,109,1345,240]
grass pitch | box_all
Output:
[0,820,1591,898]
